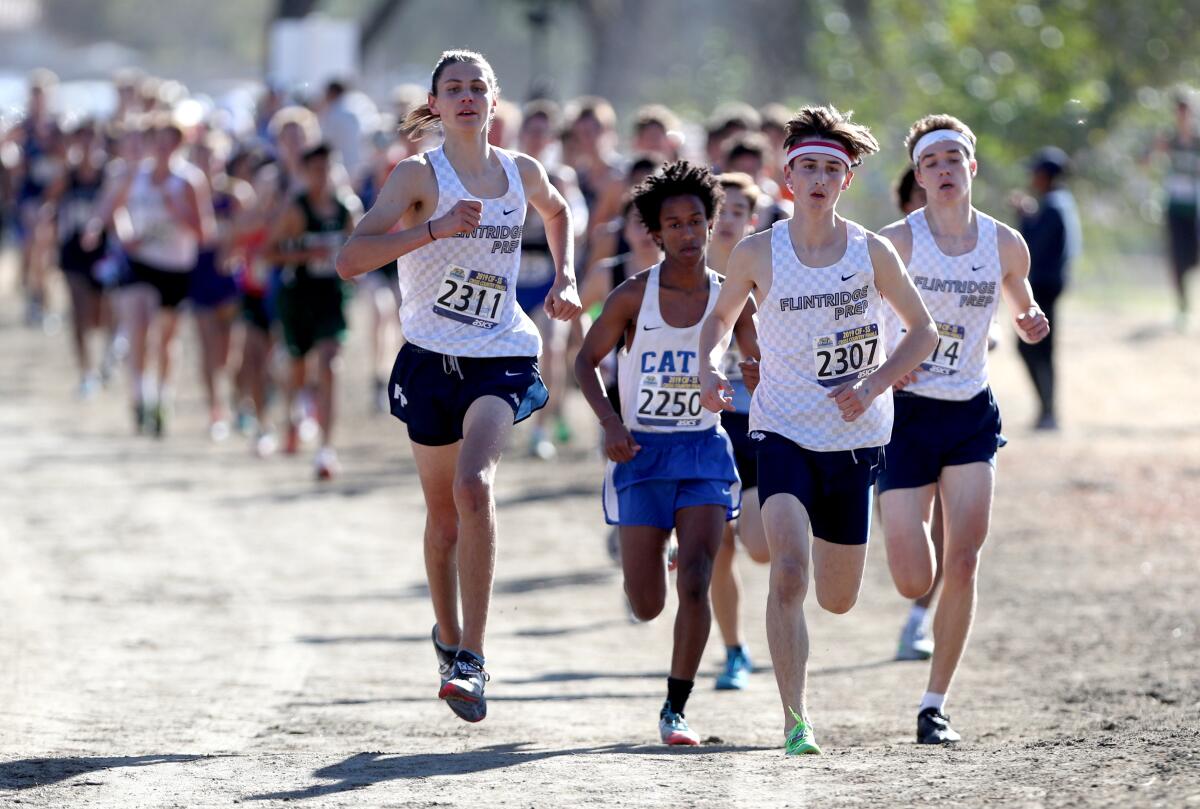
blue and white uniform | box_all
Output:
[388,146,549,446]
[877,208,1004,492]
[603,264,740,528]
[750,219,890,545]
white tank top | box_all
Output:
[618,264,729,433]
[396,146,541,358]
[884,208,1001,401]
[125,165,199,272]
[750,219,893,451]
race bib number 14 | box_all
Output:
[433,264,509,330]
[921,322,965,376]
[812,323,881,388]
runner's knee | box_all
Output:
[676,556,713,606]
[943,545,981,587]
[816,584,858,615]
[452,471,494,517]
[626,584,666,621]
[425,514,458,553]
[769,552,809,603]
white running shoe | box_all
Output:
[314,447,339,481]
[896,618,934,661]
[659,701,700,746]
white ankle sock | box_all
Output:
[920,692,946,713]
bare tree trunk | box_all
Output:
[275,0,321,19]
[360,0,412,56]
[578,0,652,99]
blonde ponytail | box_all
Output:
[401,103,441,134]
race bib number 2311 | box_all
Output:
[432,264,509,330]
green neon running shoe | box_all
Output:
[785,707,822,755]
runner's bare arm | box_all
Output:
[573,280,644,462]
[263,203,309,265]
[731,297,760,361]
[731,297,761,395]
[580,259,614,313]
[517,152,581,321]
[335,158,478,279]
[699,233,767,412]
[877,218,914,267]
[877,218,920,389]
[82,167,136,250]
[997,223,1050,344]
[829,235,937,422]
[180,175,216,245]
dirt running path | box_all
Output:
[0,265,1197,808]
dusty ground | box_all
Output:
[0,258,1197,808]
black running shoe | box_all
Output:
[917,707,961,744]
[431,625,455,681]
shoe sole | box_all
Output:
[785,745,822,755]
[895,648,933,661]
[714,679,747,691]
[917,735,960,745]
[439,682,486,723]
[662,732,699,746]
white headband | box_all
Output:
[785,140,853,169]
[913,129,974,164]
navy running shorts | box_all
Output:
[720,410,758,490]
[388,342,549,447]
[129,259,192,309]
[602,427,740,529]
[189,249,239,309]
[876,387,1002,493]
[755,431,883,546]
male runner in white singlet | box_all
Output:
[877,115,1049,744]
[698,106,937,754]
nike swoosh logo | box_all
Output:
[841,273,856,281]
[971,264,985,272]
[642,325,662,331]
[503,207,519,216]
[721,489,731,496]
[504,371,522,377]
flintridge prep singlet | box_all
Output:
[750,219,892,451]
[883,208,1001,401]
[396,146,541,358]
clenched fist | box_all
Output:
[430,199,482,240]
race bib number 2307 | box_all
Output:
[812,323,881,388]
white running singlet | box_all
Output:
[125,165,199,271]
[618,264,730,433]
[397,146,541,358]
[750,219,893,451]
[883,208,1001,401]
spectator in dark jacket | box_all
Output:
[1017,147,1082,430]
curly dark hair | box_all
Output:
[632,160,724,233]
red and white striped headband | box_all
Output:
[785,140,853,169]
